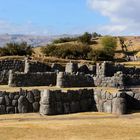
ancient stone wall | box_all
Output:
[0,88,139,115]
[126,89,140,110]
[56,72,94,88]
[0,89,40,115]
[94,71,124,88]
[0,70,9,85]
[94,89,127,114]
[0,60,25,72]
[40,89,95,115]
[40,89,129,115]
[0,59,64,73]
[26,61,52,73]
[96,62,115,77]
[95,61,140,87]
[8,72,57,87]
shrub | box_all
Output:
[41,43,91,59]
[101,36,117,59]
[92,32,102,38]
[52,37,77,44]
[78,32,92,44]
[0,42,33,56]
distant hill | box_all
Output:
[0,34,77,47]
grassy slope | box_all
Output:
[0,36,139,66]
[0,112,139,140]
[33,36,140,61]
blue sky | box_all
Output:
[0,0,139,35]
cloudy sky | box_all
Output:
[0,0,139,35]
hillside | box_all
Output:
[33,36,140,60]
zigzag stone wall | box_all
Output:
[0,88,139,115]
[56,72,94,88]
[0,89,40,115]
[8,71,57,87]
[0,60,25,72]
[40,89,95,115]
[40,89,138,115]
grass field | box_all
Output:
[0,112,139,140]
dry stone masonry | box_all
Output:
[0,89,40,114]
[0,88,138,115]
[0,59,139,115]
[8,72,57,87]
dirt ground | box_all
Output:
[0,112,139,140]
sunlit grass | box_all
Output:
[0,112,139,140]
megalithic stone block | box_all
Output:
[24,59,30,73]
[112,96,126,115]
[65,62,78,73]
[40,90,55,115]
[56,72,65,88]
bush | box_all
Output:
[0,42,33,56]
[52,37,77,44]
[92,32,102,38]
[101,36,117,59]
[78,32,92,44]
[41,43,91,59]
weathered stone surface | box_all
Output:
[32,90,40,102]
[15,107,18,113]
[18,96,28,113]
[0,105,6,114]
[12,100,18,106]
[51,63,65,72]
[40,90,55,115]
[65,62,78,73]
[0,97,5,105]
[33,102,40,112]
[9,72,57,87]
[78,64,90,74]
[26,92,34,103]
[40,90,50,104]
[14,94,20,100]
[112,98,126,115]
[80,99,88,112]
[70,101,80,113]
[5,95,11,106]
[134,93,140,100]
[55,102,63,114]
[98,100,105,112]
[104,100,112,113]
[40,104,52,115]
[9,93,15,100]
[63,102,70,114]
[6,106,15,114]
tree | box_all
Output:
[41,43,91,59]
[0,42,33,56]
[92,32,101,38]
[101,36,117,59]
[78,32,92,44]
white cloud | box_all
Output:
[0,20,49,35]
[87,0,140,35]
